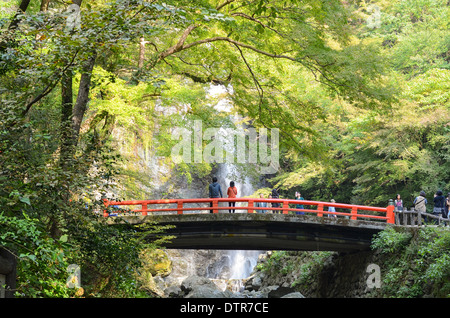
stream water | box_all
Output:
[204,249,263,292]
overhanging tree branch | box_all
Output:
[21,50,79,117]
[158,24,199,60]
[180,36,298,62]
[216,0,236,11]
[232,43,305,153]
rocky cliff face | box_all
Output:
[246,250,384,298]
[143,248,395,298]
[143,249,305,298]
[159,249,266,296]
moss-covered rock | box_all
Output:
[140,249,172,277]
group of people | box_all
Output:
[394,190,450,219]
[207,177,329,215]
[209,177,450,222]
[208,177,274,213]
[253,189,283,214]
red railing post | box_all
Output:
[177,201,183,215]
[386,205,395,224]
[142,203,148,216]
[103,199,109,217]
[282,201,289,214]
[351,207,358,220]
[213,199,218,214]
[248,200,254,213]
[317,204,324,217]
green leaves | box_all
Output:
[0,0,448,298]
[270,0,449,206]
[371,226,412,254]
[372,227,450,297]
[0,213,76,297]
[59,234,68,243]
[19,253,36,262]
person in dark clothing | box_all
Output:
[271,188,280,213]
[295,191,305,215]
[433,190,446,219]
[209,176,223,213]
[445,193,450,219]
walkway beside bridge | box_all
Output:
[103,198,395,252]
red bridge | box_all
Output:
[103,198,395,222]
[103,198,395,252]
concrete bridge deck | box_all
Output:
[113,213,390,252]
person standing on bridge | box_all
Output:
[445,192,450,219]
[267,194,273,213]
[295,191,305,215]
[414,191,427,221]
[209,176,223,213]
[327,199,337,218]
[255,193,268,213]
[394,194,403,212]
[433,190,445,220]
[271,188,280,213]
[227,181,238,213]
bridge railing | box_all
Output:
[395,208,450,227]
[103,198,395,224]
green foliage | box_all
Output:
[291,252,334,290]
[256,251,291,274]
[0,213,74,297]
[371,226,412,254]
[271,0,449,206]
[371,227,450,297]
[257,251,333,291]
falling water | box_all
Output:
[226,250,263,293]
[204,249,263,293]
[228,250,261,279]
[205,161,263,290]
[214,162,262,292]
[216,163,255,213]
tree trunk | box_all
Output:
[0,0,32,51]
[40,0,50,11]
[60,70,74,167]
[72,52,97,145]
[138,37,146,69]
[11,0,31,28]
[61,71,73,124]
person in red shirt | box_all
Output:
[227,181,238,213]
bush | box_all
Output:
[0,213,75,297]
[372,226,450,297]
[371,226,412,254]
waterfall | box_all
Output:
[228,250,261,279]
[203,249,262,293]
[216,163,254,207]
[204,250,261,280]
[213,161,262,292]
[209,83,264,291]
[164,84,265,295]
